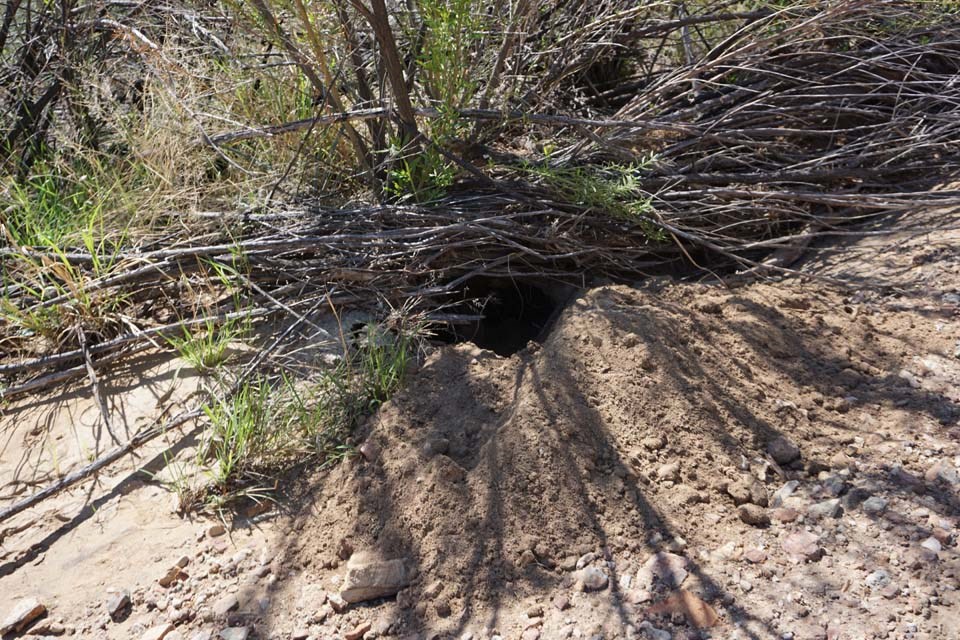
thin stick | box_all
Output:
[77,325,120,446]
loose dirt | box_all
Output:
[1,206,958,640]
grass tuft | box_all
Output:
[166,315,250,373]
[190,316,419,508]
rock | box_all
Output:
[925,461,959,486]
[738,504,770,527]
[345,622,371,640]
[712,541,740,562]
[725,480,753,506]
[638,621,671,640]
[521,628,541,640]
[106,590,131,620]
[646,589,720,629]
[865,569,891,590]
[218,628,250,640]
[526,604,543,618]
[518,549,536,567]
[767,436,801,465]
[807,499,842,521]
[771,480,800,508]
[553,594,571,611]
[212,595,239,618]
[207,524,226,538]
[1,598,46,635]
[327,593,349,613]
[575,552,597,569]
[666,536,687,552]
[359,439,380,462]
[142,624,176,640]
[643,435,667,451]
[158,565,187,588]
[782,531,822,562]
[298,583,328,613]
[190,632,213,640]
[920,537,942,554]
[340,555,411,604]
[578,567,609,591]
[26,621,65,636]
[435,599,452,617]
[744,549,767,564]
[657,462,680,482]
[638,552,688,589]
[772,508,800,523]
[861,496,888,516]
[674,484,704,505]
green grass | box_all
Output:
[166,315,250,373]
[0,300,64,344]
[2,162,109,248]
[201,377,274,489]
[190,318,417,508]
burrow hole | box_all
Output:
[432,278,570,356]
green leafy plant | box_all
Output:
[519,158,667,242]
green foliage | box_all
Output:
[417,0,483,110]
[2,161,108,248]
[520,158,667,242]
[201,377,274,489]
[385,146,456,203]
[166,315,250,373]
[0,300,64,342]
[195,318,417,503]
[384,0,484,202]
[1,242,129,351]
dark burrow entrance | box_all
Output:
[432,278,571,356]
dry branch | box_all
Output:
[5,0,960,443]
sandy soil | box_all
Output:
[1,206,958,640]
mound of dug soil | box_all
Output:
[2,210,958,640]
[257,268,959,639]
